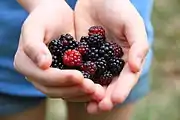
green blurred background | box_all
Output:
[47,0,180,119]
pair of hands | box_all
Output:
[14,0,149,114]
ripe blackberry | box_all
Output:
[95,57,107,77]
[80,61,97,75]
[88,26,105,37]
[85,47,99,61]
[76,42,89,55]
[51,55,64,69]
[48,39,64,56]
[59,34,78,51]
[80,36,89,43]
[110,42,124,57]
[96,71,113,86]
[99,42,114,60]
[87,34,105,47]
[108,57,125,76]
[63,49,82,67]
[81,71,91,79]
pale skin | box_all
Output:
[1,0,149,119]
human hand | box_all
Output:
[14,0,105,102]
[74,0,149,113]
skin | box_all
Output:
[8,0,149,119]
[74,0,149,114]
[14,0,105,102]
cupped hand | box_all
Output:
[14,0,105,102]
[74,0,149,113]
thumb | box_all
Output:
[21,21,52,70]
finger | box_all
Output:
[91,84,106,102]
[74,5,93,40]
[124,7,149,72]
[86,102,100,114]
[21,1,76,69]
[111,63,141,104]
[21,21,52,69]
[14,50,84,87]
[79,78,97,95]
[98,81,117,111]
[32,82,92,99]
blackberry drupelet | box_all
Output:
[77,41,89,55]
[80,36,89,43]
[108,57,125,76]
[85,47,99,61]
[48,39,64,56]
[110,42,124,57]
[81,71,91,79]
[80,61,97,75]
[99,42,114,60]
[96,71,113,86]
[95,57,107,77]
[51,55,64,69]
[87,34,105,47]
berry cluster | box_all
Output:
[47,26,125,86]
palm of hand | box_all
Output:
[74,0,148,113]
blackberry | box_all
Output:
[80,61,97,75]
[99,42,114,60]
[80,36,89,43]
[76,41,89,55]
[87,34,105,47]
[85,47,99,61]
[51,55,64,69]
[48,39,64,56]
[81,71,91,79]
[110,42,124,57]
[88,26,105,37]
[59,34,78,51]
[95,57,107,77]
[96,71,113,86]
[108,57,125,76]
[59,33,74,41]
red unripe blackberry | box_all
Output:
[88,26,105,37]
[81,61,97,75]
[63,49,82,67]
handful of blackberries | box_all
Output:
[47,26,125,86]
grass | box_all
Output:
[132,0,180,119]
[47,0,180,119]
